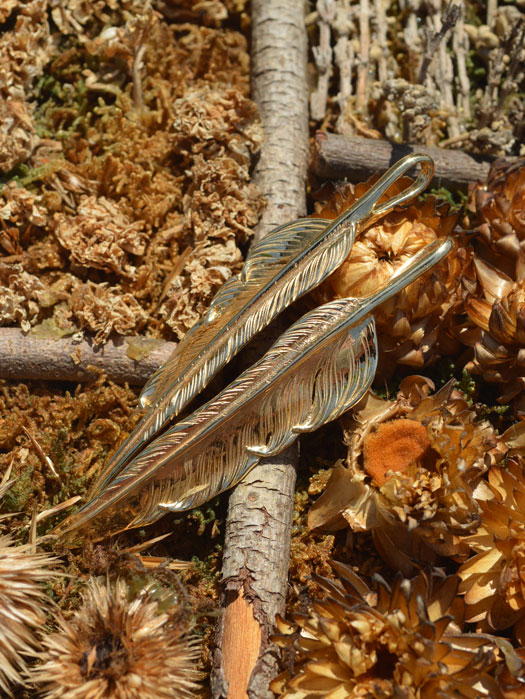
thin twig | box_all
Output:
[373,0,389,84]
[486,0,498,28]
[333,0,355,133]
[0,328,177,385]
[356,0,370,114]
[418,0,461,85]
[453,5,471,123]
[211,1,309,696]
[432,1,460,138]
[403,0,424,84]
[311,0,336,122]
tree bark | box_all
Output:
[249,2,309,243]
[0,328,176,385]
[211,2,309,697]
[312,131,515,190]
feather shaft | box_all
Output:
[56,236,450,539]
[94,154,435,493]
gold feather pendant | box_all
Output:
[56,236,451,540]
[92,153,435,495]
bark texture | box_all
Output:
[212,1,309,696]
[312,131,516,190]
[0,328,176,385]
[250,1,309,243]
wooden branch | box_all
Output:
[212,1,309,697]
[355,0,370,114]
[311,132,513,190]
[249,2,309,243]
[0,328,176,385]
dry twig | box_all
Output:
[211,1,309,696]
[356,0,370,114]
[312,132,517,190]
[311,0,335,122]
[0,328,176,385]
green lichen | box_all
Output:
[125,337,164,361]
[31,318,77,341]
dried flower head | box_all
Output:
[461,160,525,413]
[313,177,461,377]
[458,442,525,644]
[0,264,65,332]
[271,562,501,698]
[0,181,48,229]
[309,377,497,571]
[0,0,54,172]
[33,578,202,698]
[68,280,149,345]
[468,159,525,279]
[463,259,525,404]
[0,535,56,697]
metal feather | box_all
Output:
[56,236,451,539]
[93,153,435,494]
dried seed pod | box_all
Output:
[312,176,462,377]
[308,377,498,572]
[271,562,502,698]
[0,536,57,697]
[33,578,202,698]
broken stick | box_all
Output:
[0,328,176,385]
[312,131,513,190]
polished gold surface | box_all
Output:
[56,233,451,538]
[92,154,435,496]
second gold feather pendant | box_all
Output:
[56,154,452,539]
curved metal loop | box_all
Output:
[355,236,452,311]
[329,152,435,232]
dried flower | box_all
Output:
[362,418,433,487]
[458,446,525,644]
[468,159,525,279]
[271,562,501,697]
[33,578,202,698]
[0,181,48,230]
[313,177,461,377]
[309,377,497,571]
[0,0,54,172]
[461,160,525,412]
[0,535,56,697]
[0,264,65,332]
[68,280,149,344]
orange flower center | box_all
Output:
[362,419,432,486]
